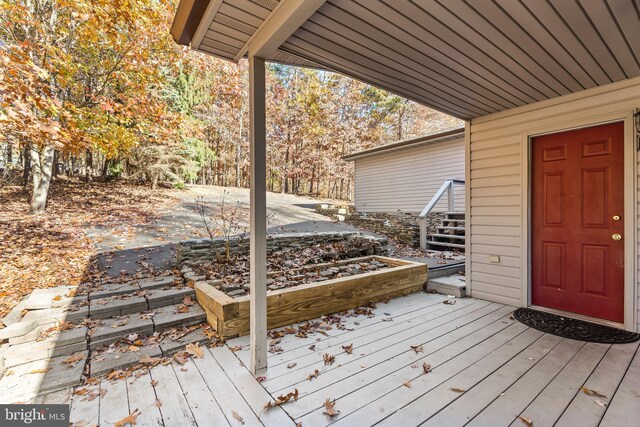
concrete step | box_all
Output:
[429,233,466,240]
[426,240,466,249]
[427,274,467,298]
[2,327,88,368]
[87,276,178,300]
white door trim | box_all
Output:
[520,112,638,332]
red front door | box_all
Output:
[531,122,624,323]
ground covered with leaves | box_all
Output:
[0,179,181,318]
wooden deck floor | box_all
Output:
[56,292,639,426]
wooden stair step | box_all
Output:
[426,240,466,249]
[429,233,466,240]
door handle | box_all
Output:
[612,234,622,241]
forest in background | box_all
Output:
[0,0,461,212]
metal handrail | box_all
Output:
[419,179,465,250]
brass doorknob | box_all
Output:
[613,215,621,221]
[612,234,622,241]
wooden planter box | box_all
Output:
[194,256,427,339]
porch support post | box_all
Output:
[249,55,267,374]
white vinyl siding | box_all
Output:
[468,76,640,330]
[353,137,465,213]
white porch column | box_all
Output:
[249,56,268,374]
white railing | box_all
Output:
[419,179,465,250]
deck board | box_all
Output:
[69,385,100,427]
[466,339,585,426]
[62,294,640,426]
[287,305,514,421]
[99,377,130,426]
[555,341,640,427]
[511,342,610,426]
[126,372,164,427]
[149,363,198,426]
[599,343,640,427]
[264,300,493,392]
[382,330,556,426]
[191,347,264,427]
[322,315,529,426]
[172,360,231,427]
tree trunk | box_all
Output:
[85,150,93,182]
[30,145,54,214]
[22,144,31,188]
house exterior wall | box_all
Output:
[468,76,640,331]
[353,137,465,213]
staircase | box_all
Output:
[425,211,466,251]
[418,179,466,251]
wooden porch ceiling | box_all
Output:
[173,0,640,120]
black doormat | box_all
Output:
[513,308,640,344]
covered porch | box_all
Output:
[60,291,640,426]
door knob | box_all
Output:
[613,215,621,221]
[612,234,622,241]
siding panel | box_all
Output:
[354,137,465,213]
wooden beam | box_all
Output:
[235,0,326,61]
[249,56,267,374]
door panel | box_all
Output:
[531,122,624,323]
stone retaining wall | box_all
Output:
[178,231,389,266]
[315,207,444,247]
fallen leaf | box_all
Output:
[128,345,140,352]
[28,368,51,374]
[342,343,353,354]
[114,409,140,427]
[323,398,339,417]
[581,386,607,398]
[403,381,412,388]
[155,399,162,408]
[323,353,335,365]
[183,295,195,306]
[229,345,243,352]
[518,415,533,426]
[150,379,158,387]
[64,353,85,367]
[264,388,299,409]
[307,369,320,381]
[186,342,204,359]
[423,363,432,374]
[73,419,89,427]
[52,295,62,301]
[449,387,466,393]
[411,345,423,354]
[256,376,267,383]
[286,362,297,369]
[173,351,189,365]
[595,399,608,407]
[232,410,245,425]
[443,299,456,305]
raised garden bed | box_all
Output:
[193,255,427,338]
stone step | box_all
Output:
[89,316,155,350]
[153,304,206,332]
[88,286,195,320]
[87,275,178,300]
[426,240,466,249]
[428,233,466,240]
[427,274,467,298]
[2,327,87,368]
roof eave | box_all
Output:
[342,128,465,161]
[170,0,210,46]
